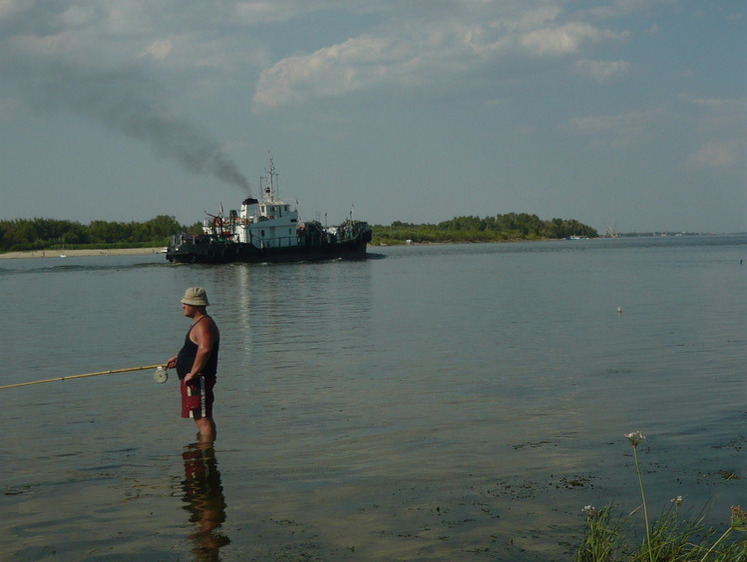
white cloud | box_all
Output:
[60,5,96,27]
[140,34,269,71]
[1,1,639,113]
[576,59,630,82]
[685,96,744,111]
[520,22,629,55]
[253,5,632,110]
[254,35,390,109]
[142,39,173,61]
[680,95,747,138]
[2,1,270,78]
[688,140,742,168]
[566,110,654,147]
[568,110,648,134]
[234,1,304,24]
[587,0,679,19]
[0,0,32,20]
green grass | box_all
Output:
[574,432,746,561]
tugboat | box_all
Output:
[166,158,372,264]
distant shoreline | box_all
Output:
[0,247,166,260]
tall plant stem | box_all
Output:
[632,445,653,562]
[699,527,733,562]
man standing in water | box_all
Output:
[166,288,220,442]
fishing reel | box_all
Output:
[154,366,168,384]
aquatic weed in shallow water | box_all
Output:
[575,503,626,561]
[625,431,652,561]
[574,432,747,561]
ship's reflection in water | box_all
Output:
[180,442,230,559]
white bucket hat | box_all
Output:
[180,287,209,306]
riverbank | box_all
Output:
[0,247,166,259]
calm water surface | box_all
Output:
[1,236,745,560]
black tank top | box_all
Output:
[176,317,219,380]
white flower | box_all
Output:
[624,431,646,447]
[671,496,683,506]
[582,505,596,515]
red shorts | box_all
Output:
[180,377,215,419]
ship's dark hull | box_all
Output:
[166,234,370,264]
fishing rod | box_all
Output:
[0,364,168,391]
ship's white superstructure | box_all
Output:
[203,159,300,249]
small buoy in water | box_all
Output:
[617,306,622,314]
[154,366,168,384]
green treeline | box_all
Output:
[0,216,200,253]
[0,212,598,252]
[372,213,598,245]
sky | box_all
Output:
[0,1,745,233]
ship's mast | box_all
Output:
[262,157,278,203]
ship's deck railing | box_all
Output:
[251,234,299,249]
[172,224,369,249]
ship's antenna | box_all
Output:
[264,153,278,200]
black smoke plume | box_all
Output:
[33,61,251,194]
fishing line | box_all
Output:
[0,364,167,390]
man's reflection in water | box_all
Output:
[181,442,230,559]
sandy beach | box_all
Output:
[0,247,166,259]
